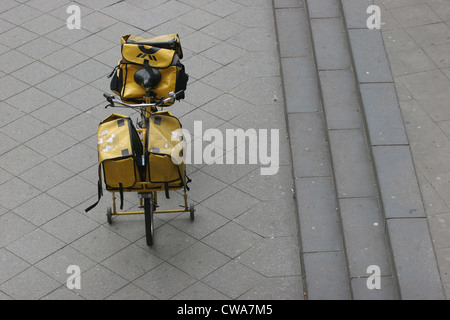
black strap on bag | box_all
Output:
[85,180,103,213]
[119,183,124,210]
[164,182,170,199]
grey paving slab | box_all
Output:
[360,83,409,145]
[339,197,392,279]
[307,0,340,18]
[281,57,321,113]
[295,177,342,253]
[275,8,312,58]
[341,0,374,29]
[328,129,376,198]
[288,113,331,178]
[387,218,444,299]
[309,18,351,70]
[319,70,362,130]
[372,146,425,219]
[303,251,351,300]
[347,29,393,83]
[351,276,397,300]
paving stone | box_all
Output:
[234,199,298,238]
[133,262,196,300]
[310,18,351,70]
[360,83,409,145]
[390,4,441,28]
[41,47,89,72]
[319,70,362,130]
[288,113,331,178]
[19,160,73,193]
[34,245,96,284]
[0,145,47,177]
[169,204,228,240]
[42,210,99,244]
[341,0,374,29]
[0,132,19,156]
[399,70,450,122]
[348,29,393,83]
[423,43,450,69]
[138,224,196,261]
[303,251,351,300]
[172,281,229,300]
[27,0,72,12]
[12,192,69,226]
[71,226,130,263]
[203,260,263,299]
[76,264,128,300]
[21,14,63,36]
[238,237,301,277]
[307,0,340,18]
[42,287,85,300]
[201,18,245,41]
[0,266,60,300]
[275,8,311,58]
[106,283,157,300]
[0,248,29,285]
[339,197,391,278]
[0,178,40,211]
[295,177,342,253]
[373,146,426,219]
[0,212,36,247]
[281,57,321,113]
[228,50,280,78]
[11,62,57,89]
[329,129,376,198]
[202,222,261,258]
[17,37,64,60]
[0,4,42,25]
[351,276,397,300]
[387,47,437,76]
[101,244,163,281]
[240,276,304,300]
[169,241,229,279]
[5,228,65,264]
[406,22,450,47]
[0,27,39,50]
[0,76,29,101]
[387,218,445,299]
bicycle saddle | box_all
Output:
[134,68,162,90]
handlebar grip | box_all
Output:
[103,93,114,102]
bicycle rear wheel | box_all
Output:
[144,197,154,246]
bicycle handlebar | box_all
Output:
[104,91,183,109]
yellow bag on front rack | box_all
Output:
[109,34,189,105]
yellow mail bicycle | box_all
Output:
[89,67,194,247]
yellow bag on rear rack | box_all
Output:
[109,34,188,105]
[145,111,189,198]
[85,114,144,212]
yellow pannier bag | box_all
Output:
[145,111,188,198]
[109,34,188,105]
[85,114,144,212]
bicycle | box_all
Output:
[100,67,194,247]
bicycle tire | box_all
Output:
[144,197,154,246]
